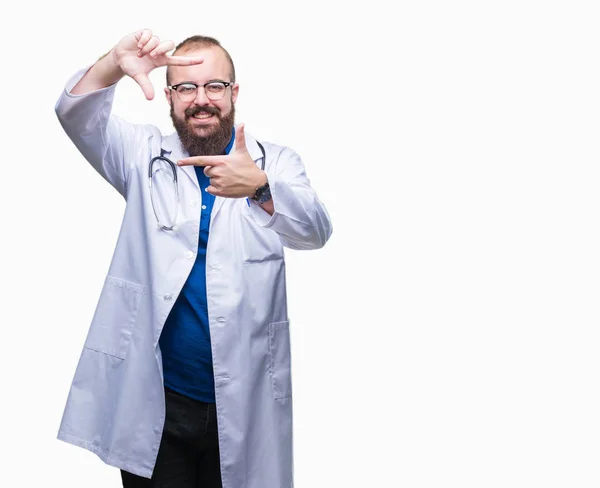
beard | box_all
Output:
[170,102,235,156]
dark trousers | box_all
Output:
[121,388,222,488]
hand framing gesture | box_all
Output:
[113,29,204,100]
[177,124,267,198]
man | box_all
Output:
[55,29,332,488]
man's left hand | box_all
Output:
[177,124,267,198]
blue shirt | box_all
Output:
[159,130,235,403]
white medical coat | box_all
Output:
[55,68,332,488]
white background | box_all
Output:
[1,1,600,487]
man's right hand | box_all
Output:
[112,29,204,100]
[70,29,204,99]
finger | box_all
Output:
[177,156,225,167]
[133,73,155,100]
[150,40,175,59]
[233,123,248,153]
[203,166,215,177]
[139,36,160,57]
[206,185,221,196]
[135,29,153,49]
[166,55,204,66]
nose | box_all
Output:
[193,86,210,105]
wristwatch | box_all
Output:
[252,181,272,204]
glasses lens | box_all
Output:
[150,159,178,229]
[176,84,198,102]
[205,82,227,101]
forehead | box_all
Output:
[169,46,231,83]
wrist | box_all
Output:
[104,49,126,83]
[250,172,272,204]
[72,49,125,95]
[248,171,268,198]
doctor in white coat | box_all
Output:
[55,29,332,488]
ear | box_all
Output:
[164,87,172,106]
[231,83,239,104]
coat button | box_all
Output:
[216,316,226,323]
[185,251,195,260]
[163,293,172,301]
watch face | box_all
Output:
[257,184,272,203]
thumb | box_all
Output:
[133,73,155,100]
[233,123,248,153]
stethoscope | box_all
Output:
[149,141,266,231]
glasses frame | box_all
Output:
[168,81,233,102]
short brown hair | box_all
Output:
[166,35,236,85]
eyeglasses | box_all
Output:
[168,81,233,102]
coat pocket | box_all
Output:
[268,321,292,400]
[84,276,145,359]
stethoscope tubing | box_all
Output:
[148,141,266,231]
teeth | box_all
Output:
[193,113,212,119]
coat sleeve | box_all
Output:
[247,145,332,250]
[55,68,155,199]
